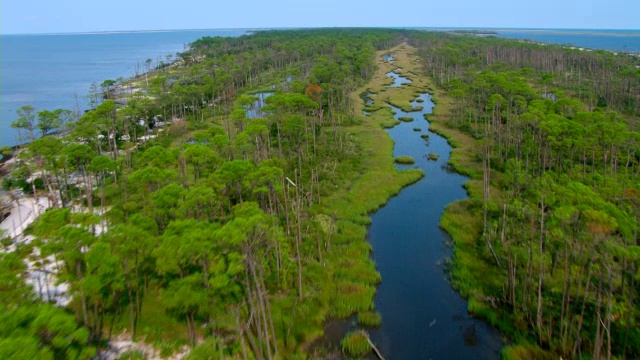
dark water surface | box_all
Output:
[366,92,503,359]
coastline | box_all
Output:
[0,29,247,148]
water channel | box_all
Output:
[364,89,503,359]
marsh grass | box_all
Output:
[395,156,415,164]
[299,44,425,350]
[501,344,557,360]
[358,311,382,327]
[398,116,413,122]
[341,331,372,357]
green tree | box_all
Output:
[36,110,62,137]
[12,105,37,143]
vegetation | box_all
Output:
[0,29,423,358]
[0,252,96,359]
[340,330,371,357]
[357,310,382,327]
[427,153,439,161]
[398,116,413,122]
[2,28,638,360]
[411,32,640,359]
[395,156,416,164]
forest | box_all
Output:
[1,28,639,359]
[410,32,640,359]
[0,29,408,359]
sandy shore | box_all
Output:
[0,195,49,239]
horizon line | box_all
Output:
[3,26,640,36]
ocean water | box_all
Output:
[1,29,247,147]
[494,28,640,52]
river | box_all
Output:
[364,86,502,358]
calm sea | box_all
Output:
[1,29,247,147]
[494,28,640,52]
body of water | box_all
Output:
[416,27,640,52]
[1,29,247,147]
[365,90,503,359]
[494,28,640,52]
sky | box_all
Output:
[2,0,638,34]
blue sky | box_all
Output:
[2,0,638,34]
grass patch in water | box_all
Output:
[413,127,421,132]
[416,98,425,103]
[341,331,372,358]
[421,134,430,140]
[398,116,413,122]
[358,311,382,328]
[427,153,439,161]
[394,156,415,164]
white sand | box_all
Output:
[0,195,50,239]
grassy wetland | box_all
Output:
[2,28,639,360]
[350,44,504,359]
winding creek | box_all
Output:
[365,90,503,359]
